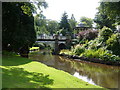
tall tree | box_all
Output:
[34,14,49,36]
[2,2,47,57]
[59,12,71,36]
[47,20,59,35]
[68,14,77,37]
[99,1,120,24]
[80,16,93,28]
[94,2,116,29]
[69,14,76,29]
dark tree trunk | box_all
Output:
[19,45,29,58]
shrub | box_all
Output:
[80,47,120,61]
[2,51,17,56]
[71,26,120,62]
[80,49,96,58]
[86,38,103,50]
[106,33,120,56]
[99,26,113,41]
[78,30,98,41]
[73,44,85,55]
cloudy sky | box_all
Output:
[42,0,100,22]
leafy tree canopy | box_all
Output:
[47,20,59,35]
[2,1,47,57]
[99,1,120,24]
[94,2,116,29]
[80,16,93,27]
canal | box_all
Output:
[29,50,120,88]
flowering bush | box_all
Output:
[77,30,98,41]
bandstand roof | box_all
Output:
[76,23,90,28]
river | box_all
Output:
[29,50,120,88]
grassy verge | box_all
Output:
[1,55,106,88]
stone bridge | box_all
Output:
[37,35,72,54]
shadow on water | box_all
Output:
[29,50,120,88]
[2,67,54,88]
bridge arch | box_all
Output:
[58,43,66,50]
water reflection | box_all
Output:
[29,51,120,88]
[73,72,96,85]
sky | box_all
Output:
[42,0,100,22]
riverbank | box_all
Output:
[59,53,120,66]
[1,55,106,88]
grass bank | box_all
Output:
[1,55,106,88]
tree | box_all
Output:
[68,14,77,36]
[99,1,120,24]
[80,16,93,27]
[94,13,116,29]
[2,2,47,57]
[34,14,49,36]
[94,2,116,29]
[47,20,59,35]
[59,12,71,36]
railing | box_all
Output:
[37,35,66,40]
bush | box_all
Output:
[80,49,96,58]
[80,47,120,61]
[2,51,17,56]
[78,30,98,41]
[99,26,113,41]
[73,45,85,55]
[85,38,103,50]
[71,26,120,62]
[106,33,120,56]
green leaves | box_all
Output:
[2,2,36,53]
[94,2,116,29]
[106,33,120,56]
[21,4,32,16]
[59,12,71,36]
[80,16,93,28]
[73,45,85,55]
[72,26,120,61]
[99,26,113,41]
[96,2,120,26]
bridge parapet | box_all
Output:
[37,35,66,40]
